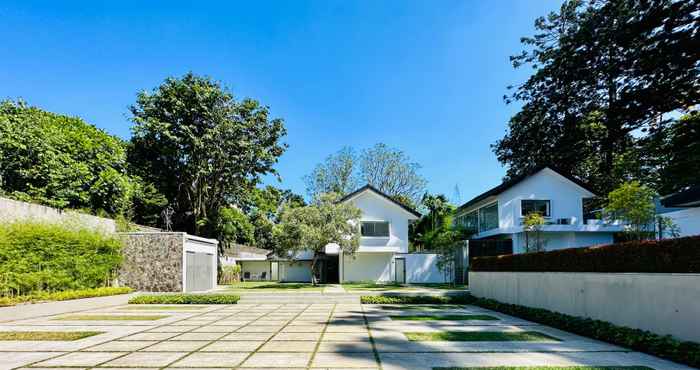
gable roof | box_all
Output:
[339,184,421,218]
[456,166,596,212]
[660,185,700,207]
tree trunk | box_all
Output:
[310,254,318,286]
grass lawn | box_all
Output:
[54,315,169,321]
[405,331,561,342]
[434,367,653,370]
[390,314,498,321]
[433,367,654,370]
[0,331,103,341]
[224,281,324,291]
[119,305,206,310]
[381,304,466,311]
[344,283,467,291]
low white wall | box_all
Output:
[342,252,393,282]
[279,261,313,282]
[511,232,614,254]
[183,234,218,292]
[0,196,116,233]
[469,271,700,342]
[241,261,271,280]
[402,254,450,283]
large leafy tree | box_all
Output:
[305,143,427,208]
[494,0,699,194]
[274,193,361,285]
[0,100,160,216]
[128,73,287,236]
[240,186,306,250]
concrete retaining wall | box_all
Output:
[118,232,185,291]
[469,271,700,342]
[0,196,116,233]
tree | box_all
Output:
[604,181,656,240]
[410,193,454,252]
[523,212,546,253]
[0,99,151,216]
[304,147,359,198]
[128,73,287,236]
[494,0,700,194]
[216,207,255,250]
[241,186,305,250]
[305,143,427,208]
[274,193,361,285]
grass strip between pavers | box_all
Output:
[405,331,561,342]
[433,367,654,370]
[391,314,498,321]
[0,331,103,341]
[119,305,207,310]
[129,293,240,304]
[54,314,169,321]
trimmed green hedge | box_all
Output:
[0,287,133,307]
[363,294,700,368]
[129,294,240,304]
[0,222,123,296]
[360,294,473,305]
[470,236,700,273]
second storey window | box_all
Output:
[361,221,390,237]
[521,199,551,217]
[478,203,499,232]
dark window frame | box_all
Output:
[521,199,551,217]
[361,221,390,237]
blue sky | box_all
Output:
[0,0,561,204]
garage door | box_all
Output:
[185,251,214,292]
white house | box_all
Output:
[659,185,700,238]
[455,167,623,254]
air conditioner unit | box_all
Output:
[556,218,571,225]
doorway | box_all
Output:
[395,257,406,284]
[324,255,339,284]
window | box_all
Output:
[361,221,390,237]
[456,211,478,233]
[521,199,551,217]
[478,203,499,232]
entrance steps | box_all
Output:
[237,293,361,304]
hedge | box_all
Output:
[0,222,123,296]
[129,294,240,304]
[362,294,700,368]
[0,287,132,307]
[470,236,700,273]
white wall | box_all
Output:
[497,168,594,229]
[402,254,450,283]
[0,196,116,233]
[240,261,271,280]
[183,234,218,292]
[279,261,313,282]
[342,252,393,282]
[511,232,614,254]
[470,271,700,343]
[663,207,700,237]
[346,191,415,253]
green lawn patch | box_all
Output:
[391,314,498,321]
[55,315,168,321]
[361,295,472,305]
[344,283,466,291]
[0,287,133,307]
[129,294,240,304]
[405,331,560,342]
[0,331,103,341]
[434,367,654,370]
[119,305,206,310]
[224,282,323,291]
[381,304,465,311]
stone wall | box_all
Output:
[119,232,185,292]
[0,196,116,233]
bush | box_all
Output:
[0,287,133,307]
[129,294,240,304]
[0,222,123,296]
[360,294,474,305]
[470,236,700,273]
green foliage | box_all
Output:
[360,295,473,305]
[128,72,287,236]
[0,222,123,296]
[304,146,359,197]
[494,1,699,194]
[604,181,656,240]
[470,236,700,273]
[0,331,104,341]
[274,193,361,284]
[0,287,132,307]
[129,294,240,304]
[217,207,255,248]
[0,100,146,216]
[404,331,559,342]
[523,212,546,253]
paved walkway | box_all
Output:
[0,293,136,324]
[0,300,693,369]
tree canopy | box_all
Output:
[128,72,287,235]
[495,0,699,194]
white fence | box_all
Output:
[469,271,700,342]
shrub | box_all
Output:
[0,287,133,307]
[470,236,700,273]
[360,294,474,305]
[0,222,123,296]
[129,294,240,304]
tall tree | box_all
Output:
[305,143,427,208]
[495,0,700,194]
[128,73,287,236]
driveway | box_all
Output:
[0,302,692,369]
